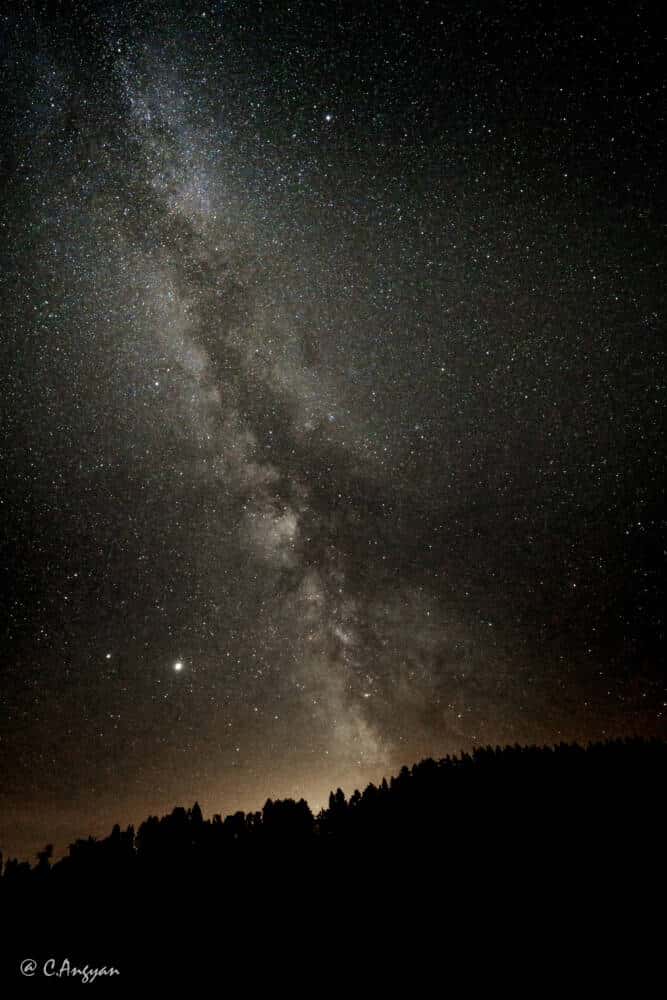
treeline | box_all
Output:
[2,738,665,895]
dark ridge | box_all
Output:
[3,737,664,984]
[3,737,664,884]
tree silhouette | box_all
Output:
[1,739,664,906]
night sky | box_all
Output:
[1,1,664,861]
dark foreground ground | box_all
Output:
[3,740,665,988]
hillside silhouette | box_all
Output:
[3,738,665,884]
[3,738,665,985]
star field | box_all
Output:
[0,0,664,860]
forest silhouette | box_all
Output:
[3,738,664,889]
[3,738,664,984]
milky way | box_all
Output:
[1,2,664,859]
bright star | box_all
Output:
[174,660,184,672]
